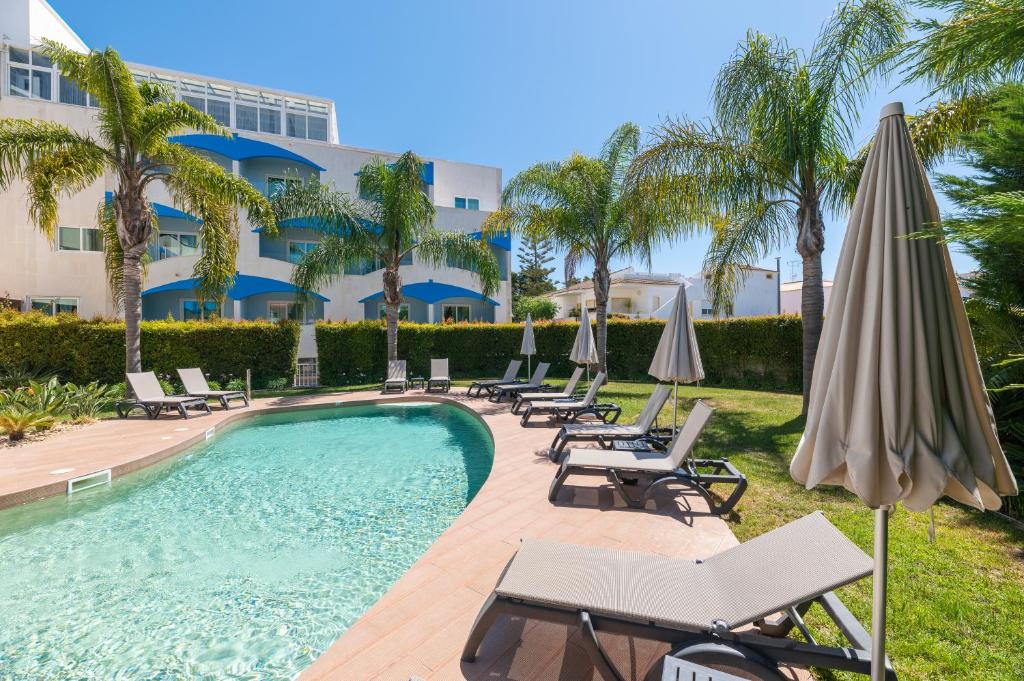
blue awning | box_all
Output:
[470,230,511,251]
[142,273,328,301]
[358,280,498,306]
[170,133,326,171]
[355,161,434,186]
[104,192,200,222]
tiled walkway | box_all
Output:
[1,389,742,681]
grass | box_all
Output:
[582,379,1024,681]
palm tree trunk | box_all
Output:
[122,248,144,376]
[382,267,402,362]
[796,199,826,415]
[592,262,611,375]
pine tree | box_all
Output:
[515,233,556,296]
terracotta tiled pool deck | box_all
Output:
[0,388,745,681]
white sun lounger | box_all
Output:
[519,372,620,426]
[177,368,249,409]
[118,371,212,420]
[383,360,407,394]
[511,366,585,414]
[489,362,551,403]
[548,383,672,460]
[427,358,450,393]
[463,512,892,681]
[467,360,523,397]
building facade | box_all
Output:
[0,0,511,331]
[546,266,781,321]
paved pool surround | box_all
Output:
[0,388,742,681]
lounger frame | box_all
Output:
[489,363,551,403]
[115,397,211,420]
[383,360,407,394]
[462,590,896,681]
[426,358,451,393]
[511,367,585,415]
[177,368,249,409]
[467,360,522,397]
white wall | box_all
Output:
[781,282,833,316]
[685,269,779,319]
[0,0,88,53]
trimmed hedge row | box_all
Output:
[317,316,803,391]
[0,312,300,388]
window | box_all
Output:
[183,300,219,320]
[9,48,52,100]
[235,104,258,131]
[57,226,102,252]
[286,112,307,139]
[442,304,471,323]
[267,176,301,197]
[287,240,317,264]
[157,233,199,259]
[454,196,480,210]
[307,116,328,141]
[30,297,78,315]
[58,74,97,106]
[268,301,306,322]
[206,99,231,126]
[345,257,382,276]
[377,303,409,321]
[260,107,281,135]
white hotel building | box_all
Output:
[0,0,511,331]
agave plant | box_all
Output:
[22,377,68,415]
[0,404,57,441]
[64,381,121,422]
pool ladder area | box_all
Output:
[66,469,111,495]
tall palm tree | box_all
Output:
[627,0,907,412]
[0,40,276,375]
[276,151,501,361]
[483,122,671,375]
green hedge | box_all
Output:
[317,316,803,391]
[0,312,299,388]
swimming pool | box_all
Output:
[0,402,493,680]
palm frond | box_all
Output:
[413,231,502,298]
[23,144,107,238]
[292,234,374,298]
[138,101,228,153]
[0,120,108,192]
[599,122,640,196]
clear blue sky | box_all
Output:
[52,0,973,283]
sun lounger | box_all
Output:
[462,512,893,681]
[177,368,249,409]
[519,372,620,426]
[117,371,212,419]
[467,360,523,397]
[383,360,407,394]
[426,358,450,393]
[549,400,747,515]
[511,367,585,415]
[548,383,672,460]
[489,362,551,403]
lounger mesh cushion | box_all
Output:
[561,423,646,437]
[520,391,573,401]
[495,512,872,631]
[531,399,588,410]
[564,447,680,472]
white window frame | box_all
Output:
[156,231,200,260]
[377,303,409,321]
[267,175,302,197]
[181,299,219,320]
[28,296,79,316]
[442,304,472,323]
[268,300,309,323]
[56,226,102,253]
[286,240,318,264]
[7,46,54,102]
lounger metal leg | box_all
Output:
[548,463,571,501]
[460,593,504,662]
[578,611,626,681]
[668,639,789,681]
[520,407,533,427]
[220,396,229,410]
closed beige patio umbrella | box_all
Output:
[648,283,704,430]
[570,306,599,386]
[521,313,536,378]
[791,102,1018,681]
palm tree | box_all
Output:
[0,40,276,375]
[275,151,501,361]
[482,122,671,375]
[627,0,907,412]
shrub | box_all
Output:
[264,377,289,390]
[0,405,56,441]
[226,378,246,391]
[316,315,803,391]
[0,311,299,389]
[64,381,121,422]
[512,296,558,322]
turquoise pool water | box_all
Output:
[0,402,493,680]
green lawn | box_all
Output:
[592,380,1024,681]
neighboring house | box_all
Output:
[780,280,834,316]
[0,0,511,328]
[546,266,780,320]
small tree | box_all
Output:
[512,296,558,322]
[515,233,556,296]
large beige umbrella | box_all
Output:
[791,102,1018,681]
[521,313,536,378]
[570,306,599,386]
[648,283,705,430]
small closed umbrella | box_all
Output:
[521,313,536,377]
[648,283,705,431]
[791,102,1018,681]
[570,306,599,386]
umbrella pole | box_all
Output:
[673,381,678,432]
[527,355,531,379]
[871,505,891,681]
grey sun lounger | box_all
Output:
[463,512,894,681]
[467,360,522,397]
[511,366,585,415]
[489,362,551,403]
[383,360,407,394]
[117,371,212,420]
[550,400,747,516]
[426,358,450,393]
[548,383,672,460]
[177,368,249,409]
[519,372,621,426]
